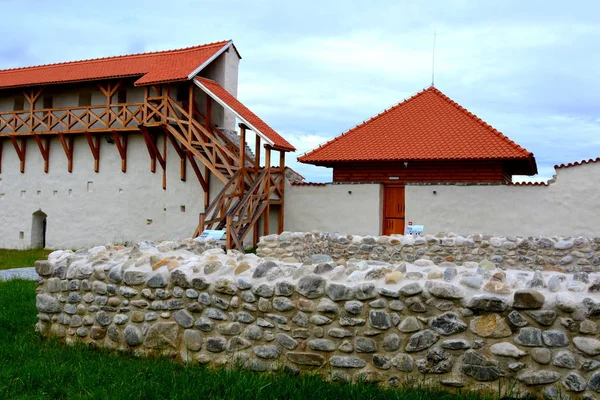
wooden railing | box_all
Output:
[0,103,144,135]
[0,83,285,250]
[225,169,271,250]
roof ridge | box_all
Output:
[299,86,432,159]
[0,40,230,74]
[429,87,532,157]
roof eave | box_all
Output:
[194,77,295,152]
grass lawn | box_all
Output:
[0,248,52,271]
[0,280,504,400]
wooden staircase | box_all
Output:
[142,85,285,251]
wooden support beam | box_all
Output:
[10,136,27,173]
[238,124,247,199]
[112,131,128,172]
[263,145,271,236]
[204,165,210,210]
[239,124,246,171]
[24,89,42,131]
[58,134,74,172]
[255,135,261,177]
[84,132,101,173]
[186,151,208,192]
[166,132,187,181]
[278,150,286,234]
[140,127,165,172]
[188,83,194,141]
[33,135,51,173]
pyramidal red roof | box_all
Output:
[196,77,295,152]
[299,86,536,173]
[0,40,232,89]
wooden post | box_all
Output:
[197,213,206,237]
[254,135,261,178]
[204,165,210,210]
[238,124,247,201]
[226,215,233,249]
[143,87,149,123]
[239,124,246,171]
[278,150,286,234]
[263,145,271,236]
[187,83,195,139]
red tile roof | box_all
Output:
[0,41,232,89]
[195,77,295,152]
[290,182,328,186]
[298,86,536,174]
[555,157,600,169]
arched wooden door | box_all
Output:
[382,185,405,235]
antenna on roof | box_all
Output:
[431,30,437,86]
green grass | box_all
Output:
[0,248,52,270]
[0,280,504,400]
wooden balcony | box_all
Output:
[0,103,145,136]
[0,82,288,250]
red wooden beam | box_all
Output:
[186,150,209,192]
[84,132,101,173]
[112,131,128,173]
[166,131,187,181]
[58,134,74,173]
[10,136,27,173]
[140,127,165,172]
[33,135,51,173]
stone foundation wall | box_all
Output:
[257,232,600,273]
[34,237,600,399]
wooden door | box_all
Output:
[383,186,405,235]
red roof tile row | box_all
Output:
[290,182,328,186]
[554,157,600,169]
[298,86,536,174]
[0,41,231,89]
[195,77,295,152]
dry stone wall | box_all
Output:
[34,234,600,399]
[257,232,600,273]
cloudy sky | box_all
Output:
[3,0,599,182]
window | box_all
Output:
[13,96,25,111]
[117,89,127,104]
[43,96,53,109]
[78,91,92,107]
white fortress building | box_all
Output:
[0,41,295,249]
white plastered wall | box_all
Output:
[0,134,225,249]
[198,46,240,131]
[405,162,600,237]
[284,182,382,235]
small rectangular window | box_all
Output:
[13,96,25,111]
[43,96,53,109]
[78,91,92,106]
[117,89,127,104]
